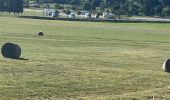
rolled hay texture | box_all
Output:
[162,59,170,72]
[38,31,44,36]
[1,43,21,59]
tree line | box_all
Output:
[0,0,23,14]
[30,0,170,17]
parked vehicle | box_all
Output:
[68,13,76,18]
[84,13,91,18]
[103,13,115,19]
[44,9,55,16]
[52,12,59,17]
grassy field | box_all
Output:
[0,17,170,99]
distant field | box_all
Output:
[1,17,170,99]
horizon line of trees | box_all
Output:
[30,0,170,18]
[0,0,23,14]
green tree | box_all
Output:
[82,1,92,11]
[63,9,71,18]
[77,11,81,18]
[92,0,101,9]
[16,0,23,14]
[127,0,140,15]
[55,3,60,9]
[155,5,163,17]
[100,1,105,11]
[161,0,170,6]
[0,0,5,13]
[162,6,170,17]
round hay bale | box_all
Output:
[38,31,44,36]
[162,59,170,72]
[1,43,21,59]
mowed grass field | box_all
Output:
[1,17,170,99]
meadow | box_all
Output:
[0,16,170,99]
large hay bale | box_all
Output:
[38,31,44,36]
[162,59,170,72]
[1,43,21,59]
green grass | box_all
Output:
[0,16,170,99]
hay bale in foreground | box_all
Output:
[162,59,170,72]
[1,43,21,59]
[38,31,44,36]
